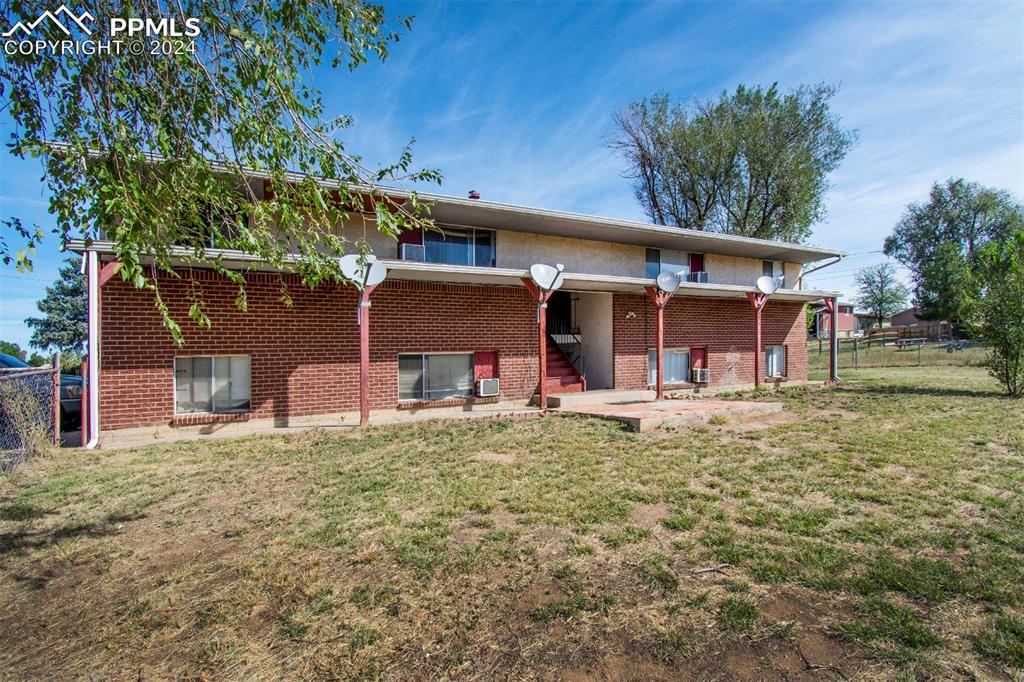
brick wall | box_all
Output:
[98,270,808,432]
[612,294,807,389]
[98,271,538,430]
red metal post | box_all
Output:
[746,292,767,388]
[645,287,672,400]
[522,278,553,410]
[80,357,88,447]
[52,353,60,446]
[358,284,377,426]
[827,297,839,383]
[539,298,548,409]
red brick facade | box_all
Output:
[612,294,807,390]
[99,271,538,430]
[98,270,808,432]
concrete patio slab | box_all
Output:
[555,398,783,432]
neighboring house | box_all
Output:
[854,312,887,331]
[890,307,927,328]
[889,306,955,341]
[810,302,856,338]
[70,182,843,443]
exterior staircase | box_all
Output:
[545,335,586,394]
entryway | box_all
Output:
[545,291,614,391]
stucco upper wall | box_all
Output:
[328,220,804,286]
[334,219,403,258]
[497,231,647,277]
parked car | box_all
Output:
[0,353,82,431]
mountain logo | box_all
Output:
[3,5,95,37]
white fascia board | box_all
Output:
[68,240,839,301]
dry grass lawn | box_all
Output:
[1,366,1022,680]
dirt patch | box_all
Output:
[515,579,567,615]
[760,586,856,628]
[470,450,518,464]
[560,653,684,681]
[629,502,671,529]
[716,410,797,433]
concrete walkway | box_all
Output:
[552,395,783,432]
[93,401,543,449]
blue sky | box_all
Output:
[1,0,1022,350]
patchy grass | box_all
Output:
[0,365,1022,679]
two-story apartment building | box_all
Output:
[71,183,843,444]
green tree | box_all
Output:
[961,232,1024,397]
[883,179,1023,322]
[25,257,88,354]
[0,0,440,343]
[854,263,910,328]
[611,83,856,242]
[0,341,27,361]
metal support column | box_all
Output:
[746,292,768,388]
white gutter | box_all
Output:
[84,249,100,449]
[66,239,841,301]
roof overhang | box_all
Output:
[417,194,844,265]
[68,240,839,303]
[49,143,844,265]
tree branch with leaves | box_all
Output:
[610,83,856,242]
[854,263,909,329]
[0,0,440,345]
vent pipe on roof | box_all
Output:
[468,189,480,200]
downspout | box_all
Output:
[795,255,843,289]
[83,250,100,449]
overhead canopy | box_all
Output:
[68,240,840,303]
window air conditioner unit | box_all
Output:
[691,368,711,384]
[400,243,425,261]
[477,378,500,397]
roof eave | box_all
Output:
[67,239,840,301]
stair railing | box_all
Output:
[547,316,586,381]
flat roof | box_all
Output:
[402,190,845,265]
[50,143,844,265]
[253,170,845,263]
[67,240,840,303]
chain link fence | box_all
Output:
[808,337,988,373]
[0,367,58,474]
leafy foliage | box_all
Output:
[854,263,909,328]
[0,341,27,361]
[0,0,440,344]
[25,257,87,354]
[611,84,855,242]
[961,232,1024,397]
[884,179,1023,322]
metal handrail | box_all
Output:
[547,316,586,379]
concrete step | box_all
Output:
[545,374,583,387]
[546,388,657,409]
[546,381,584,393]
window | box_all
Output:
[646,249,693,280]
[645,248,661,279]
[423,227,495,267]
[399,353,474,401]
[762,260,785,287]
[174,356,251,413]
[647,348,691,385]
[764,345,786,378]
